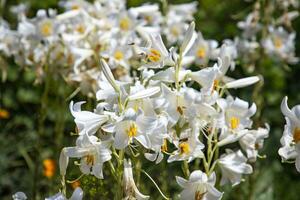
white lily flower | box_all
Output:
[101,40,132,70]
[139,34,175,69]
[45,187,83,200]
[189,64,219,97]
[237,13,261,39]
[69,101,109,135]
[123,159,150,200]
[262,26,298,64]
[59,133,112,179]
[187,32,218,66]
[218,150,253,186]
[144,115,169,164]
[70,47,94,74]
[176,170,223,200]
[113,108,157,149]
[239,124,269,162]
[129,4,162,26]
[168,128,204,163]
[168,2,198,21]
[12,192,27,200]
[279,97,300,172]
[217,96,256,146]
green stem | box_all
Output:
[182,160,190,178]
[141,170,170,200]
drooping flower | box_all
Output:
[69,101,109,135]
[176,170,223,200]
[59,133,112,179]
[123,159,149,200]
[218,150,253,186]
[12,192,27,200]
[279,97,300,172]
[239,125,269,162]
[45,187,83,200]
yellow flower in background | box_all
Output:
[43,159,56,178]
[0,108,9,119]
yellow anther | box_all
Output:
[76,24,85,34]
[230,117,240,130]
[195,191,206,200]
[161,139,168,152]
[120,17,131,31]
[147,49,161,63]
[179,142,190,155]
[114,50,124,60]
[171,26,179,37]
[274,37,283,49]
[196,47,206,59]
[293,127,300,143]
[213,79,219,91]
[71,5,80,10]
[85,155,95,165]
[127,123,138,138]
[40,21,53,37]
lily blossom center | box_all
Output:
[274,37,283,49]
[212,79,219,92]
[195,190,206,200]
[76,24,85,34]
[196,47,206,59]
[161,139,168,152]
[119,17,131,31]
[230,116,240,130]
[147,49,161,63]
[127,123,138,138]
[40,21,53,37]
[179,142,190,155]
[114,50,124,61]
[84,154,95,166]
[293,127,300,143]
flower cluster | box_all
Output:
[4,0,275,199]
[234,0,299,69]
[0,0,198,95]
[56,19,269,199]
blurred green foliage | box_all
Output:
[1,0,300,199]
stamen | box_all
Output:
[120,17,131,31]
[195,191,206,200]
[230,117,240,130]
[127,123,138,138]
[147,49,161,63]
[40,21,53,37]
[274,37,283,49]
[196,47,206,59]
[179,142,190,155]
[114,50,124,61]
[161,139,168,152]
[85,155,95,166]
[293,127,300,143]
